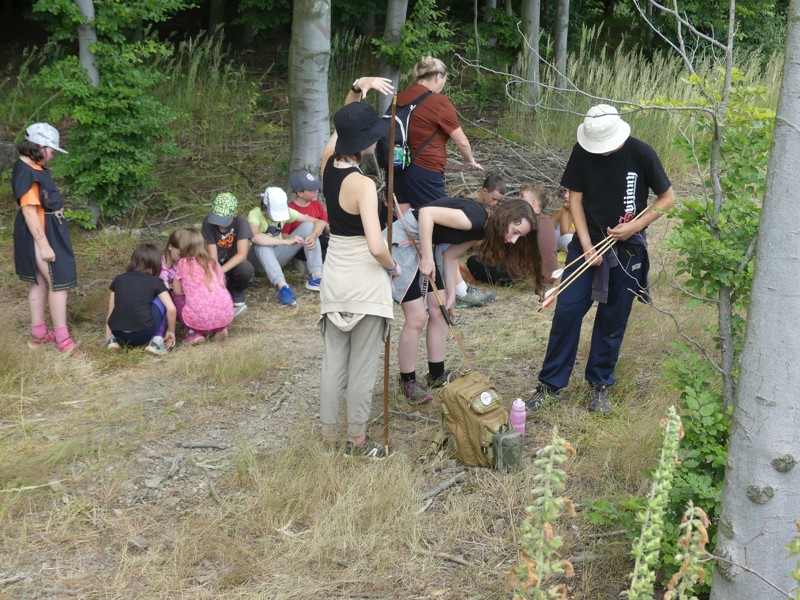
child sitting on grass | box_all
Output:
[106,243,177,355]
[169,228,234,344]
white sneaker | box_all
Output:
[145,336,167,356]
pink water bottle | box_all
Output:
[509,398,526,435]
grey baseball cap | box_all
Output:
[290,171,321,193]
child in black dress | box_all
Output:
[105,244,177,355]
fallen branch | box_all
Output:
[585,529,628,539]
[420,471,468,502]
[0,574,28,587]
[178,442,227,450]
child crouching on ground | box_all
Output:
[106,243,177,355]
[170,228,234,345]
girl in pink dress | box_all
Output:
[170,228,234,344]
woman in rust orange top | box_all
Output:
[11,123,82,355]
[393,56,483,213]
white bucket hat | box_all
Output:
[25,123,68,154]
[262,186,290,221]
[576,105,630,154]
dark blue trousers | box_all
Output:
[112,298,166,347]
[538,239,646,391]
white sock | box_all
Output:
[455,281,469,298]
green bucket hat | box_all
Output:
[208,192,238,227]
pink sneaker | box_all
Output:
[183,330,206,345]
[27,330,55,349]
[55,337,85,358]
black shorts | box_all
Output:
[401,268,445,303]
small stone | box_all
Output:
[113,509,124,517]
[128,535,149,552]
[174,401,185,408]
[48,480,64,492]
[144,477,163,489]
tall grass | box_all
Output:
[328,30,376,113]
[0,46,59,134]
[501,25,783,180]
[154,32,264,157]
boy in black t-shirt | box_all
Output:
[527,104,675,414]
[201,193,255,317]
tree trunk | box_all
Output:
[377,0,408,115]
[74,0,99,87]
[520,0,540,107]
[554,0,569,88]
[710,1,800,597]
[208,0,225,34]
[484,0,497,47]
[288,0,331,174]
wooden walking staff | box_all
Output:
[382,95,398,455]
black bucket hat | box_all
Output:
[334,103,389,154]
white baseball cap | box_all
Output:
[262,186,290,221]
[25,123,68,154]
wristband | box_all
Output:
[386,261,398,276]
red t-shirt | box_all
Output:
[282,200,328,235]
[396,84,461,172]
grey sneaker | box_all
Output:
[588,384,613,414]
[525,383,560,413]
[233,303,248,318]
[399,378,433,405]
[455,285,497,308]
[106,335,121,351]
[144,336,167,356]
[344,436,396,460]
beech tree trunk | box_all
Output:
[554,0,569,88]
[710,2,800,597]
[74,0,99,87]
[520,0,540,106]
[377,0,408,115]
[288,0,331,174]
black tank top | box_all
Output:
[323,156,368,237]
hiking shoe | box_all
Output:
[588,384,613,415]
[344,436,396,460]
[278,285,297,307]
[525,383,560,413]
[145,336,167,356]
[106,335,121,351]
[455,285,497,308]
[233,304,248,319]
[28,330,55,349]
[305,275,322,292]
[399,378,433,405]
[426,370,456,389]
[184,330,206,345]
[55,337,84,358]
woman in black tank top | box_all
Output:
[318,78,400,460]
